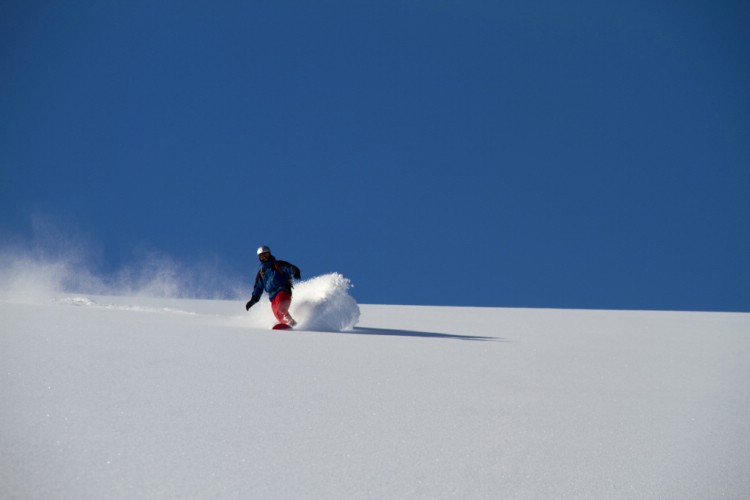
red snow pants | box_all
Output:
[271,290,293,324]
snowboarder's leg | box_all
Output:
[271,291,296,326]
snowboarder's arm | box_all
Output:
[277,260,301,280]
[249,270,264,302]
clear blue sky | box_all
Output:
[2,0,749,311]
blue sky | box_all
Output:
[2,0,749,311]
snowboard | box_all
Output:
[272,323,293,330]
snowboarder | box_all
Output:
[245,246,301,328]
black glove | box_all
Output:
[245,298,258,311]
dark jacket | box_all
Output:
[250,256,301,302]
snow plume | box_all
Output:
[0,237,101,302]
[244,273,360,331]
[0,220,244,302]
[0,250,87,302]
[0,246,244,303]
[293,273,360,331]
[105,251,244,300]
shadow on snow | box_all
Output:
[343,327,505,342]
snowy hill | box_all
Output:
[1,274,749,499]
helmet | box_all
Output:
[257,245,271,255]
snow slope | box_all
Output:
[1,277,749,499]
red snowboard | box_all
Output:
[272,323,293,331]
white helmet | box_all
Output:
[257,245,271,255]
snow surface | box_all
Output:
[1,273,749,499]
